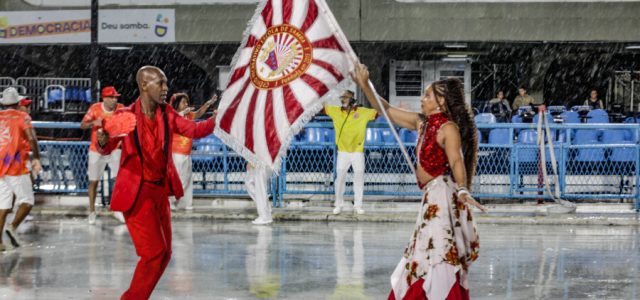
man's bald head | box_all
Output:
[136,66,166,88]
[136,66,169,105]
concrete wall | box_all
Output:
[3,0,640,42]
[361,0,640,42]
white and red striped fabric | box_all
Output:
[215,0,356,171]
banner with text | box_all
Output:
[0,10,90,44]
[0,9,175,44]
[99,9,175,43]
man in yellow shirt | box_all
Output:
[324,90,377,215]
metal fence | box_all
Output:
[31,121,640,209]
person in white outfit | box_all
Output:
[245,163,273,225]
[324,90,377,215]
[168,93,218,210]
[80,86,125,224]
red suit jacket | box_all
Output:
[98,99,215,212]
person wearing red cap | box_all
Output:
[168,92,217,210]
[80,86,125,224]
[17,98,32,114]
[96,66,215,299]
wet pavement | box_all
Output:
[0,218,638,299]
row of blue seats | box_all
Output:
[475,109,615,124]
[483,128,638,144]
[47,87,92,104]
[189,130,636,163]
[192,127,419,152]
[484,128,637,163]
[294,127,418,144]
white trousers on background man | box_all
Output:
[245,166,272,222]
[334,151,365,210]
[169,153,193,210]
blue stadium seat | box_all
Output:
[488,128,510,144]
[574,129,598,142]
[324,128,335,143]
[571,105,591,112]
[64,87,74,102]
[532,112,552,125]
[375,116,386,123]
[586,109,609,123]
[517,130,538,163]
[511,115,523,123]
[305,127,325,144]
[80,88,91,103]
[476,129,482,143]
[519,130,537,144]
[474,113,497,124]
[622,117,640,142]
[400,129,418,143]
[293,131,305,142]
[378,128,394,143]
[602,129,635,162]
[195,134,223,152]
[85,89,92,103]
[48,88,64,103]
[559,111,580,124]
[624,116,640,124]
[573,133,604,162]
[365,127,381,144]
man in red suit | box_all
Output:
[97,66,215,299]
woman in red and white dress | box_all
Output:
[169,93,217,210]
[353,64,486,300]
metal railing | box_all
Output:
[16,77,91,112]
[30,121,640,209]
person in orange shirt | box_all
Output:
[0,87,42,251]
[168,92,217,210]
[17,99,34,180]
[80,86,125,224]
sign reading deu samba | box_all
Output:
[0,9,175,44]
[99,9,175,43]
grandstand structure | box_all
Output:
[0,0,639,208]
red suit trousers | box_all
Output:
[121,182,172,300]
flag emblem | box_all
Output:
[251,24,313,90]
[215,0,357,171]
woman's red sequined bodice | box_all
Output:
[417,113,451,187]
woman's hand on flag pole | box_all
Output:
[205,95,219,109]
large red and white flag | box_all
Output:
[215,0,357,171]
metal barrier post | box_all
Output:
[558,127,567,198]
[223,145,229,191]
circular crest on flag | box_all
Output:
[250,24,313,90]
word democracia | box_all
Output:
[0,19,90,39]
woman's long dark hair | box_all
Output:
[170,93,189,111]
[432,78,478,189]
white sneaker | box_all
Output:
[332,207,342,215]
[185,206,194,211]
[5,226,21,248]
[170,203,177,211]
[112,212,125,223]
[355,208,365,215]
[251,218,273,225]
[88,212,97,225]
